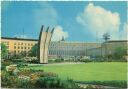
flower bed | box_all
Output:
[1,66,81,89]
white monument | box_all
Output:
[38,25,54,63]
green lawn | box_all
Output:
[29,62,127,82]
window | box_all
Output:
[21,47,23,49]
[14,50,16,53]
[31,44,33,46]
[14,43,16,45]
[21,43,23,45]
[18,47,20,49]
[24,47,26,49]
[28,47,30,49]
[14,46,16,49]
[7,46,9,49]
[28,43,30,46]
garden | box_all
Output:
[1,59,81,89]
[1,43,127,89]
[1,59,127,88]
[28,62,127,88]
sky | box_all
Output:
[1,1,128,42]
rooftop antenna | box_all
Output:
[96,31,98,43]
[22,28,24,38]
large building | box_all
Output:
[87,40,128,57]
[2,37,127,59]
[49,41,100,59]
[1,37,38,55]
[1,37,100,58]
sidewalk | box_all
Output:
[28,62,85,66]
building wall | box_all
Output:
[1,37,101,58]
[87,40,128,57]
[87,47,102,57]
[48,41,101,58]
[1,37,127,59]
[1,37,38,54]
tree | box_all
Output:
[1,43,8,59]
[29,44,38,57]
[102,33,111,60]
[103,33,110,42]
[114,47,127,60]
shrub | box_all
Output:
[16,77,32,88]
[63,78,80,89]
[35,76,57,88]
[86,85,95,89]
[18,68,33,76]
[82,81,127,88]
[1,43,8,59]
[1,71,18,88]
[18,68,44,77]
[1,71,10,87]
[55,58,64,62]
[28,59,39,63]
[35,76,79,89]
[17,63,28,68]
[2,69,37,88]
[48,59,56,63]
[1,60,13,70]
[39,72,57,77]
[1,68,80,89]
[23,57,39,64]
[29,73,39,80]
[11,59,26,64]
[81,59,92,63]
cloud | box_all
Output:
[33,2,69,41]
[33,2,58,28]
[34,8,58,27]
[76,3,121,40]
[51,26,68,41]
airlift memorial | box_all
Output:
[38,25,54,63]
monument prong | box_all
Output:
[41,25,44,32]
[38,25,44,61]
[46,27,49,32]
[51,28,55,34]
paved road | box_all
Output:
[78,83,127,89]
[28,62,85,66]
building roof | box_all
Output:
[1,37,38,41]
[2,37,127,43]
[107,40,128,43]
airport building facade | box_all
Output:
[87,40,128,57]
[1,37,127,59]
[1,37,100,58]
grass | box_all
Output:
[28,62,127,82]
